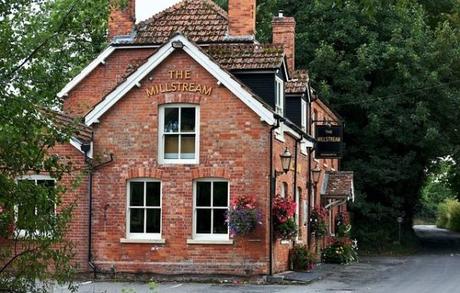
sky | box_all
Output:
[136,0,182,23]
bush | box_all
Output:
[290,245,316,271]
[321,238,358,264]
[436,199,460,232]
[275,218,298,240]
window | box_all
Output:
[280,182,288,198]
[275,76,284,115]
[193,180,229,240]
[159,104,199,164]
[15,175,56,237]
[126,179,162,240]
[301,98,307,132]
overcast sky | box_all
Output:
[136,0,182,23]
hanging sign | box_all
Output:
[315,124,343,158]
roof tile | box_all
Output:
[286,69,309,94]
[323,171,354,198]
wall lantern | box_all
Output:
[172,40,184,49]
[280,147,292,173]
[311,166,322,185]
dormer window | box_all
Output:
[275,76,284,116]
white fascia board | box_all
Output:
[57,46,116,98]
[281,122,314,148]
[180,36,275,125]
[69,137,93,158]
[84,34,276,126]
[85,44,175,125]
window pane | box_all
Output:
[213,209,228,234]
[196,182,211,206]
[196,209,211,233]
[164,135,179,159]
[181,108,196,132]
[213,182,228,207]
[164,108,179,132]
[37,180,55,188]
[146,209,161,233]
[146,182,161,207]
[180,135,195,159]
[130,182,144,206]
[129,208,144,233]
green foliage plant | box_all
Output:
[321,238,358,264]
[290,244,316,271]
[437,199,460,232]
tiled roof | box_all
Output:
[41,109,92,143]
[322,171,354,199]
[134,0,229,44]
[205,44,285,70]
[286,70,309,94]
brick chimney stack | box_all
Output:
[108,0,136,41]
[272,11,296,73]
[228,0,256,39]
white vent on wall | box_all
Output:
[136,0,182,23]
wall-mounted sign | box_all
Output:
[145,70,213,97]
[315,124,343,158]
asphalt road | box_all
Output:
[53,225,460,293]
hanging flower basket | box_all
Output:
[310,206,328,238]
[272,194,297,240]
[226,195,261,237]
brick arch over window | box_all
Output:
[191,167,230,180]
[126,167,164,180]
[156,93,202,105]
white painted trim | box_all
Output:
[84,34,276,126]
[186,239,233,245]
[57,46,116,98]
[120,238,165,244]
[69,137,93,158]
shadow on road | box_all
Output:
[414,225,460,253]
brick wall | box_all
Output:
[272,16,296,74]
[228,0,256,37]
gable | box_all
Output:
[85,34,276,126]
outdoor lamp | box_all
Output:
[280,147,292,173]
[312,166,322,184]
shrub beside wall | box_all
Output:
[436,199,460,232]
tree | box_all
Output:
[248,0,460,249]
[0,0,108,291]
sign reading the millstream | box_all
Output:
[315,124,343,158]
[146,70,213,97]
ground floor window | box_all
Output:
[127,179,162,240]
[193,179,229,240]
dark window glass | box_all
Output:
[213,209,227,234]
[130,208,144,233]
[181,108,196,131]
[196,209,211,233]
[130,182,144,206]
[146,209,161,233]
[164,108,179,132]
[164,134,179,159]
[146,182,161,207]
[213,182,228,207]
[196,182,211,206]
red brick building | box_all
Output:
[21,0,354,276]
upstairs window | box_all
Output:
[301,98,307,132]
[158,104,199,164]
[275,76,284,116]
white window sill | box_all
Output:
[280,239,291,245]
[120,238,166,244]
[187,239,233,245]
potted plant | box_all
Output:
[272,194,297,240]
[310,206,328,238]
[226,195,261,237]
[290,244,316,271]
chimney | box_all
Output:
[108,0,136,41]
[228,0,256,39]
[272,11,296,73]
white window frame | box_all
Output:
[295,187,301,238]
[192,179,230,241]
[280,182,288,198]
[14,175,56,238]
[275,76,284,116]
[301,98,307,132]
[126,178,162,240]
[158,104,200,165]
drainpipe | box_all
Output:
[306,82,314,249]
[269,115,281,276]
[81,141,114,278]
